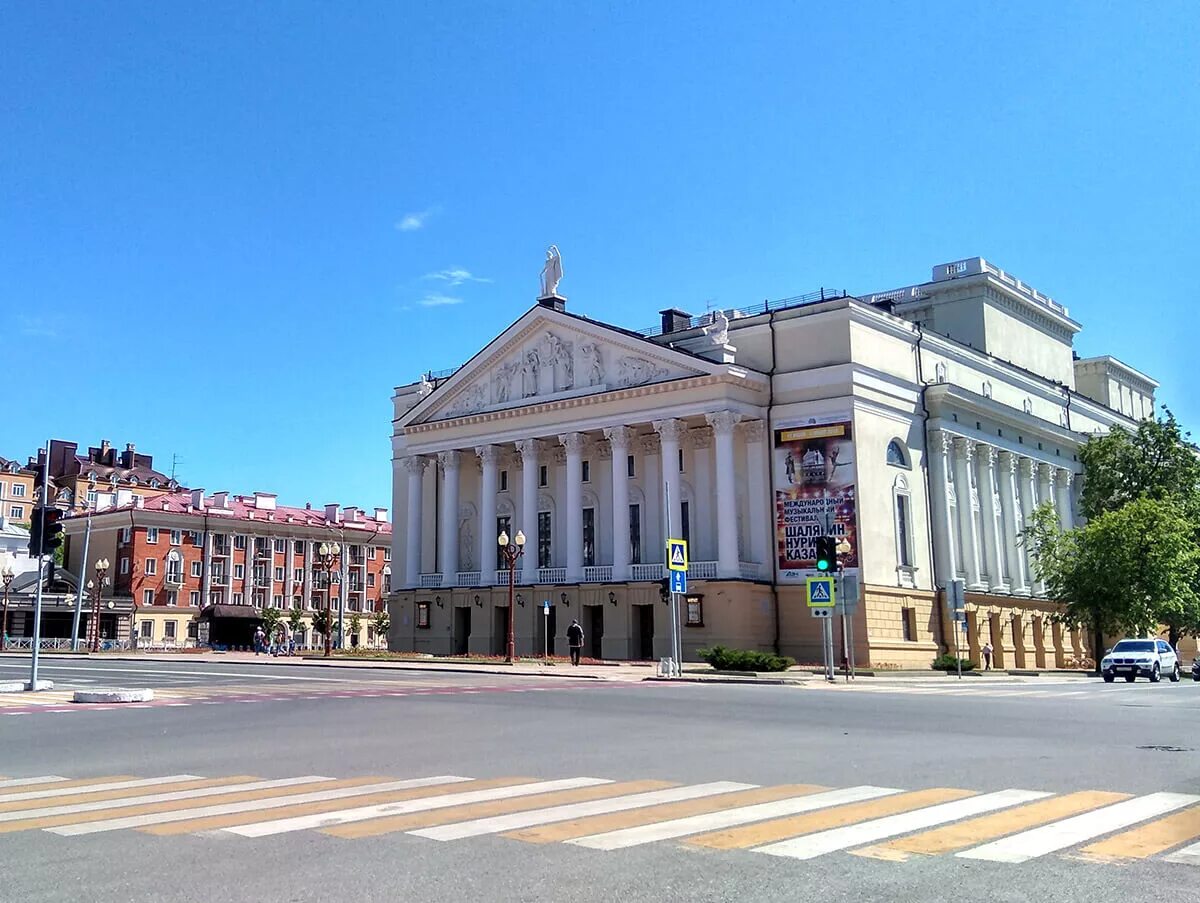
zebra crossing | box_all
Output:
[6,771,1200,868]
[811,678,1200,702]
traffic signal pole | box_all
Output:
[29,445,50,689]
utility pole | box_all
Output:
[29,444,50,689]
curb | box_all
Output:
[0,679,55,692]
[644,676,799,686]
[73,688,155,704]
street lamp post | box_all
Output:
[0,552,16,651]
[87,558,110,653]
[497,530,526,663]
[315,542,341,658]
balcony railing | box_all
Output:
[209,573,230,586]
[583,566,613,583]
[165,573,185,587]
[537,568,567,584]
[739,561,764,580]
[494,569,514,586]
[454,572,480,587]
[419,573,443,588]
[630,563,663,581]
[688,561,718,580]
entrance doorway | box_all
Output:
[585,605,604,660]
[634,604,654,661]
[492,606,510,656]
[453,606,471,655]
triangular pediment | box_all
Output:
[403,306,719,426]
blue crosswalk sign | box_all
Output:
[670,570,687,594]
[806,576,836,608]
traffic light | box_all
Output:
[27,507,64,557]
[815,535,837,573]
[27,509,43,556]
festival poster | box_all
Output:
[775,416,859,583]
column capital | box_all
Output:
[687,426,713,450]
[1037,461,1056,482]
[603,425,634,451]
[437,450,461,470]
[997,449,1019,472]
[975,442,998,467]
[930,429,954,456]
[515,438,541,465]
[475,444,501,465]
[1056,468,1075,486]
[705,411,742,436]
[401,455,429,475]
[653,418,689,444]
[557,431,587,455]
[1019,456,1037,477]
[952,436,975,461]
[739,419,766,444]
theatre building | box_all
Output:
[389,256,1155,667]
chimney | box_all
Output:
[374,507,388,522]
[305,502,312,510]
[212,491,229,509]
[343,506,361,523]
[100,439,111,458]
[133,495,144,509]
[122,443,136,468]
[659,308,693,334]
[324,503,340,523]
[190,489,206,511]
[252,492,277,511]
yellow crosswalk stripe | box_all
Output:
[687,788,974,850]
[855,791,1130,860]
[139,778,525,835]
[504,784,826,844]
[1078,805,1200,861]
[0,777,234,814]
[323,780,674,839]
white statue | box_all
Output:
[539,245,563,297]
[704,309,730,346]
[418,373,434,397]
[580,343,604,386]
[495,360,520,403]
[522,349,540,397]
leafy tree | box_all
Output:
[310,608,330,638]
[350,613,362,647]
[372,609,391,648]
[287,606,304,635]
[261,606,282,637]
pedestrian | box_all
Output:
[566,619,584,667]
[982,641,993,671]
[253,626,265,655]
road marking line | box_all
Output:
[0,775,194,806]
[687,788,972,850]
[329,782,676,839]
[412,782,757,841]
[0,777,68,790]
[1079,805,1200,861]
[858,791,1129,859]
[48,776,468,836]
[958,793,1200,863]
[754,790,1050,860]
[0,777,318,829]
[0,777,241,813]
[1,664,359,682]
[515,785,826,845]
[227,777,612,838]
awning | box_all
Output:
[197,605,264,621]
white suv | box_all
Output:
[1100,639,1180,683]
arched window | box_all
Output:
[893,474,916,582]
[886,440,909,468]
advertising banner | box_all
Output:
[775,416,859,583]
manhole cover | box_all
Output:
[1137,745,1194,753]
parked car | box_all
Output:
[1191,658,1200,682]
[1100,639,1180,683]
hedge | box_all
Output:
[698,645,796,673]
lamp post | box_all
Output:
[497,530,526,663]
[87,558,110,653]
[315,542,341,658]
[0,552,15,651]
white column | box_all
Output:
[743,420,770,569]
[403,456,427,588]
[516,439,540,584]
[975,443,1006,592]
[926,430,959,587]
[437,451,460,586]
[998,451,1028,594]
[952,437,984,590]
[640,435,661,567]
[559,432,585,582]
[476,445,499,583]
[706,411,742,578]
[689,428,713,560]
[1038,463,1056,526]
[1018,458,1042,595]
[1056,469,1075,532]
[654,419,688,557]
[604,426,633,581]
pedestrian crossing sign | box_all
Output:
[667,539,688,572]
[806,576,836,608]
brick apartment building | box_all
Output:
[0,457,38,523]
[34,439,181,512]
[61,489,392,650]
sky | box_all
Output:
[3,1,1198,512]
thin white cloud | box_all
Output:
[422,267,492,287]
[396,208,437,232]
[419,294,464,308]
[17,315,59,337]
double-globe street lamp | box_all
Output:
[87,558,111,653]
[315,542,341,658]
[497,530,526,663]
[1,552,16,651]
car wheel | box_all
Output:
[1125,674,1136,682]
[1150,664,1161,683]
[1171,664,1181,682]
[1103,674,1115,683]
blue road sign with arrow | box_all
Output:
[670,570,687,594]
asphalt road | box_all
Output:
[3,657,1200,903]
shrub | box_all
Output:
[931,654,976,672]
[698,645,796,673]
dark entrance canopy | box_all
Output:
[197,604,263,648]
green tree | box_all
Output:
[349,613,362,647]
[310,608,330,638]
[372,609,391,648]
[287,606,304,636]
[261,606,282,638]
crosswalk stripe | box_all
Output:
[411,782,756,842]
[0,776,314,830]
[858,791,1129,859]
[48,776,470,836]
[0,776,221,812]
[226,777,612,838]
[568,786,898,851]
[1078,805,1200,861]
[0,777,67,790]
[142,778,530,835]
[755,789,1051,860]
[1164,838,1200,865]
[512,785,825,845]
[688,788,970,850]
[0,776,147,804]
[325,781,674,840]
[958,792,1200,863]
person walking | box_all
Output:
[253,626,265,655]
[566,619,585,667]
[982,641,994,671]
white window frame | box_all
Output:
[146,527,159,544]
[140,619,154,638]
[191,561,202,578]
[234,564,245,579]
[274,567,285,582]
[9,505,24,520]
[145,558,157,576]
[273,594,284,608]
[120,557,130,575]
[189,591,200,607]
[234,534,247,550]
[293,568,304,582]
[120,527,132,543]
[11,482,25,498]
[170,529,182,546]
[274,539,286,553]
[166,590,178,607]
[142,589,154,606]
[164,620,177,640]
[893,474,917,586]
[232,592,244,605]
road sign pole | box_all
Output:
[664,481,679,677]
[30,443,50,689]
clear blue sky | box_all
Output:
[3,2,1197,511]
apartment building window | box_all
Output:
[120,558,130,575]
[234,564,245,579]
[416,602,431,629]
[630,504,642,565]
[383,548,390,561]
[164,621,177,641]
[273,594,284,608]
[274,567,285,581]
[189,591,200,607]
[309,594,321,610]
[582,508,596,567]
[293,568,304,583]
[170,530,182,546]
[120,527,131,544]
[146,527,159,544]
[367,573,376,588]
[292,596,302,610]
[368,546,377,560]
[680,501,691,547]
[145,558,157,576]
[189,530,203,546]
[9,505,24,520]
[232,592,244,605]
[538,511,552,569]
[383,573,391,592]
[274,539,285,553]
[142,589,154,606]
[902,607,918,642]
[294,540,304,554]
[191,561,202,578]
[166,591,178,607]
[11,483,25,497]
[234,535,246,550]
[140,620,153,639]
[582,460,591,483]
[253,566,268,585]
[209,592,223,606]
[499,470,509,491]
[0,481,6,498]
